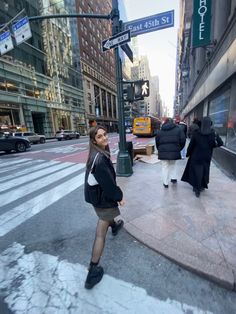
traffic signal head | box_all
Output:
[134,80,149,100]
[123,83,134,102]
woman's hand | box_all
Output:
[118,199,125,206]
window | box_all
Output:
[209,89,230,146]
[101,89,107,117]
[112,95,116,118]
[107,92,112,117]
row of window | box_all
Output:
[82,62,116,92]
[0,78,82,108]
[88,84,117,118]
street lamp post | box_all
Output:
[111,0,133,177]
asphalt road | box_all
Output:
[0,138,235,313]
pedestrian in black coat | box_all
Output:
[84,125,124,289]
[181,116,223,197]
[187,118,201,138]
[155,118,186,188]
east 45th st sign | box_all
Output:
[124,10,174,37]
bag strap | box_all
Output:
[91,153,99,171]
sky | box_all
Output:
[122,0,179,116]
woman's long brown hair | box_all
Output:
[86,125,110,168]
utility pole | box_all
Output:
[111,0,133,177]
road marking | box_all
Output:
[0,163,85,208]
[39,146,84,153]
[0,171,85,236]
[0,160,49,182]
[0,242,213,314]
[0,158,35,173]
[0,158,31,168]
[0,160,44,174]
[0,161,75,192]
[53,151,86,161]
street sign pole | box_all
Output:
[112,0,132,177]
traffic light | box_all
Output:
[123,83,134,102]
[134,80,150,100]
[123,80,150,102]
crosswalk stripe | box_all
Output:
[0,159,36,173]
[0,160,50,182]
[0,161,75,192]
[0,163,85,208]
[0,172,85,237]
[0,158,31,168]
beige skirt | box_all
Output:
[94,206,120,221]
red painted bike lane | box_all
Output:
[21,135,153,164]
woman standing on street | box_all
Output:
[84,125,124,289]
[181,116,223,197]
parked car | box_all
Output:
[55,130,80,141]
[0,132,31,153]
[13,132,46,144]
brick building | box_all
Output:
[76,0,118,132]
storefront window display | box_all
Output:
[226,100,236,153]
[209,89,230,145]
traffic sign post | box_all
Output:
[102,29,131,52]
[123,10,174,37]
[12,16,32,45]
[111,0,133,177]
[0,30,14,55]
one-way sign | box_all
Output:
[102,30,131,52]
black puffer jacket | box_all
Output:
[155,121,186,160]
[84,152,123,208]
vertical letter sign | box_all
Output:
[192,0,211,48]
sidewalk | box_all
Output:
[117,157,236,291]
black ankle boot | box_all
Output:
[84,264,104,289]
[111,220,124,236]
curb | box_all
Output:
[124,222,235,291]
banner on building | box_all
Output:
[192,0,211,48]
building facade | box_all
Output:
[76,0,118,132]
[149,76,162,117]
[0,0,85,137]
[176,0,236,178]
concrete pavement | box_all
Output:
[117,156,236,291]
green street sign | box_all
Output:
[192,0,211,48]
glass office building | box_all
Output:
[0,0,85,137]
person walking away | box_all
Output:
[155,118,186,188]
[84,125,124,289]
[178,120,188,158]
[187,118,200,138]
[181,116,223,197]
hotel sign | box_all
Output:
[192,0,211,47]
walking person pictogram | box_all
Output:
[141,82,149,95]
